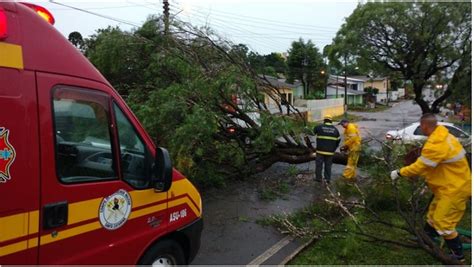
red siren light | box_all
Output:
[0,7,7,39]
[20,3,55,25]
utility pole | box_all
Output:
[344,54,348,118]
[302,57,308,97]
[321,69,327,99]
[163,0,170,35]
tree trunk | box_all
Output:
[430,88,451,114]
[413,82,431,114]
[251,151,348,173]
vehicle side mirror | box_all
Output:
[152,147,173,192]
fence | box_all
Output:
[294,98,344,122]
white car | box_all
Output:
[385,122,471,146]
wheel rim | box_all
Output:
[152,255,175,267]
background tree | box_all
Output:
[248,51,265,74]
[329,2,471,114]
[264,52,287,75]
[68,31,85,51]
[437,41,471,108]
[287,38,326,98]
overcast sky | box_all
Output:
[30,0,359,54]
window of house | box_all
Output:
[53,87,117,183]
[114,103,154,189]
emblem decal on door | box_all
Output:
[0,127,16,183]
[99,189,132,230]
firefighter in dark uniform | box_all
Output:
[313,115,341,184]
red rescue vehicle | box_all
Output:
[0,2,202,264]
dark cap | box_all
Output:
[338,119,349,125]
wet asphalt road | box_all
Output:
[191,163,346,265]
[351,100,422,144]
[190,101,422,265]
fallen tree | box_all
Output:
[83,17,347,186]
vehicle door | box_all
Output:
[36,73,168,264]
[0,67,40,264]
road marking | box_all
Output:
[247,235,294,266]
[278,237,316,266]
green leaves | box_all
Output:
[330,2,471,113]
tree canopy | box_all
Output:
[287,38,326,98]
[328,2,471,113]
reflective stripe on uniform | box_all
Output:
[442,149,466,163]
[436,229,455,236]
[317,136,340,141]
[316,150,335,156]
[419,156,438,167]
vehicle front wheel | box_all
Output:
[139,239,186,266]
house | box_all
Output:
[349,75,391,103]
[258,75,301,114]
[328,75,365,92]
[325,85,365,105]
[329,75,391,104]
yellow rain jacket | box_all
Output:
[342,123,361,180]
[400,125,471,237]
[343,123,361,151]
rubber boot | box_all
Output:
[445,236,465,262]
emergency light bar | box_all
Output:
[21,2,55,25]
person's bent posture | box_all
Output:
[391,113,471,261]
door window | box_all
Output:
[413,126,424,136]
[446,126,467,138]
[53,87,117,183]
[113,103,153,189]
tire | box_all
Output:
[139,239,186,266]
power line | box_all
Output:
[47,3,157,11]
[187,6,338,35]
[170,1,339,31]
[175,7,335,53]
[174,7,293,47]
[185,7,337,37]
[49,1,141,27]
[171,6,289,51]
[173,13,280,52]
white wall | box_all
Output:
[294,98,344,122]
[397,88,405,98]
[376,93,388,103]
[390,91,399,101]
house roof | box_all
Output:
[349,75,387,82]
[329,75,365,83]
[329,75,387,83]
[259,75,302,89]
[326,85,366,96]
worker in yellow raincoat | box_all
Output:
[391,113,471,261]
[339,119,361,181]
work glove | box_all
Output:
[390,170,401,181]
[340,145,348,152]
